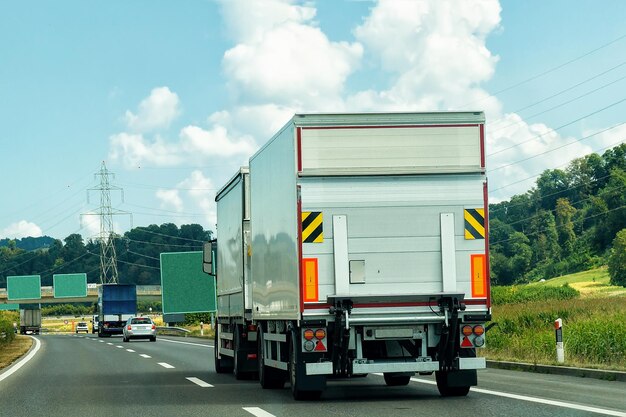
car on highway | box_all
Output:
[75,322,89,334]
[122,316,156,342]
[91,315,99,334]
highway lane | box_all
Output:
[1,334,624,417]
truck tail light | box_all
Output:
[303,329,315,340]
[314,329,326,340]
[461,325,473,336]
[473,325,484,336]
[248,324,257,332]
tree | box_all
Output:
[555,198,576,257]
[608,229,626,287]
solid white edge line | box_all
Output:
[243,407,276,417]
[403,376,626,417]
[0,336,41,383]
[186,377,214,388]
[158,362,175,369]
[159,338,213,348]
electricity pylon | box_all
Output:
[82,161,131,284]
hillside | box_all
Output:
[489,143,626,285]
[0,236,55,251]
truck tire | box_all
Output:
[214,327,233,374]
[289,333,322,400]
[435,371,471,397]
[233,327,248,380]
[258,328,285,389]
[383,373,411,386]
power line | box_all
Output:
[490,202,626,246]
[128,228,206,243]
[489,73,626,135]
[488,97,626,158]
[462,33,626,108]
[494,183,626,230]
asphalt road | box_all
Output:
[1,334,625,417]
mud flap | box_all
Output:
[439,369,477,387]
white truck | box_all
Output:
[210,112,491,400]
[19,307,41,335]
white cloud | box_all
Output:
[220,0,362,109]
[156,189,183,212]
[124,86,181,132]
[180,124,257,159]
[109,132,182,168]
[351,0,501,114]
[155,171,217,229]
[1,221,43,239]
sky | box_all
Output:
[1,0,625,241]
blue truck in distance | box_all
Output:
[97,284,137,337]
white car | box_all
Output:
[75,322,89,334]
[123,317,157,342]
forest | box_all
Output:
[0,223,212,287]
[490,143,625,285]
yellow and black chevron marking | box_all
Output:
[302,211,323,243]
[464,208,485,240]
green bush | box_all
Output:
[608,229,626,287]
[491,284,579,305]
[0,316,16,345]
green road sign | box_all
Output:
[53,273,88,298]
[0,304,19,311]
[160,251,216,315]
[7,275,41,301]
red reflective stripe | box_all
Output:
[480,124,485,168]
[297,127,302,172]
[302,124,480,130]
[483,181,491,308]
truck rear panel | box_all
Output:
[250,113,488,319]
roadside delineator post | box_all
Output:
[200,321,204,336]
[555,318,564,364]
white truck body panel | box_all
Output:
[250,126,300,320]
[216,168,251,317]
[300,124,481,174]
[249,112,489,321]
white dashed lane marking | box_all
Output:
[158,362,175,369]
[139,354,151,358]
[186,377,213,388]
[243,407,276,417]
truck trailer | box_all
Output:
[19,306,41,335]
[97,284,137,337]
[210,112,491,400]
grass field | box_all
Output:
[0,335,33,370]
[529,267,626,297]
[484,268,626,370]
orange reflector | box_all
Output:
[314,329,326,340]
[303,329,315,340]
[462,325,473,336]
[461,336,474,348]
[314,340,327,352]
[471,254,487,298]
[473,325,485,336]
[302,258,319,302]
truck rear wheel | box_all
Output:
[258,328,285,389]
[383,373,411,386]
[435,371,471,397]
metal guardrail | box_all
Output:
[156,326,190,336]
